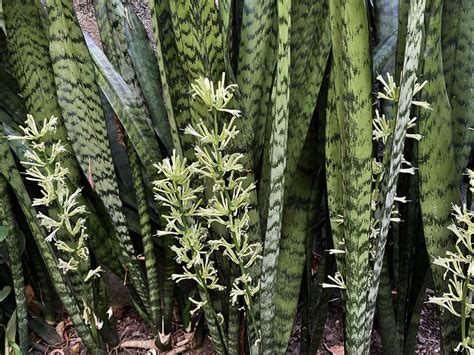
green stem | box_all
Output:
[127,139,161,331]
[33,143,102,347]
[460,277,469,349]
[210,110,260,347]
[172,178,228,353]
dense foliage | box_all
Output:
[0,0,472,354]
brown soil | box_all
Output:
[29,298,440,354]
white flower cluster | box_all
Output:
[8,115,104,330]
[373,73,426,145]
[369,73,429,244]
[154,73,262,344]
[153,151,224,315]
[429,173,473,353]
[8,115,94,275]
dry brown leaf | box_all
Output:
[55,321,65,341]
[70,343,81,355]
[25,284,35,305]
[327,344,344,355]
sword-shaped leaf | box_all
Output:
[84,33,162,179]
[418,0,461,350]
[329,0,373,352]
[236,0,277,167]
[442,0,473,176]
[271,1,330,349]
[284,0,331,194]
[123,4,175,153]
[260,0,290,352]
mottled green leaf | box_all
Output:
[146,0,185,156]
[0,285,10,302]
[123,4,175,153]
[260,0,290,352]
[418,0,461,350]
[271,1,330,350]
[442,0,473,176]
[329,0,373,352]
[0,226,6,242]
[0,0,5,35]
[236,0,276,166]
[284,0,330,191]
[84,33,162,179]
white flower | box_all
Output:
[84,266,104,282]
[190,72,241,116]
[322,272,346,289]
[376,73,399,102]
[372,109,392,143]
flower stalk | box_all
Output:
[8,115,104,343]
[154,73,262,353]
[429,171,473,353]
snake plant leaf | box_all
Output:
[394,154,423,353]
[147,0,186,157]
[45,0,150,312]
[0,80,26,127]
[329,0,373,352]
[167,0,227,160]
[376,257,400,355]
[395,0,410,80]
[0,177,28,354]
[260,0,290,352]
[28,316,62,346]
[236,0,277,167]
[3,0,81,186]
[364,0,427,349]
[325,69,346,276]
[274,112,322,353]
[373,0,399,46]
[0,226,6,242]
[284,0,331,193]
[442,0,473,176]
[418,0,460,350]
[93,0,173,153]
[127,137,161,329]
[84,32,162,179]
[270,1,330,348]
[0,285,10,302]
[123,4,175,153]
[373,31,398,76]
[402,266,430,355]
[169,0,225,82]
[301,181,331,355]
